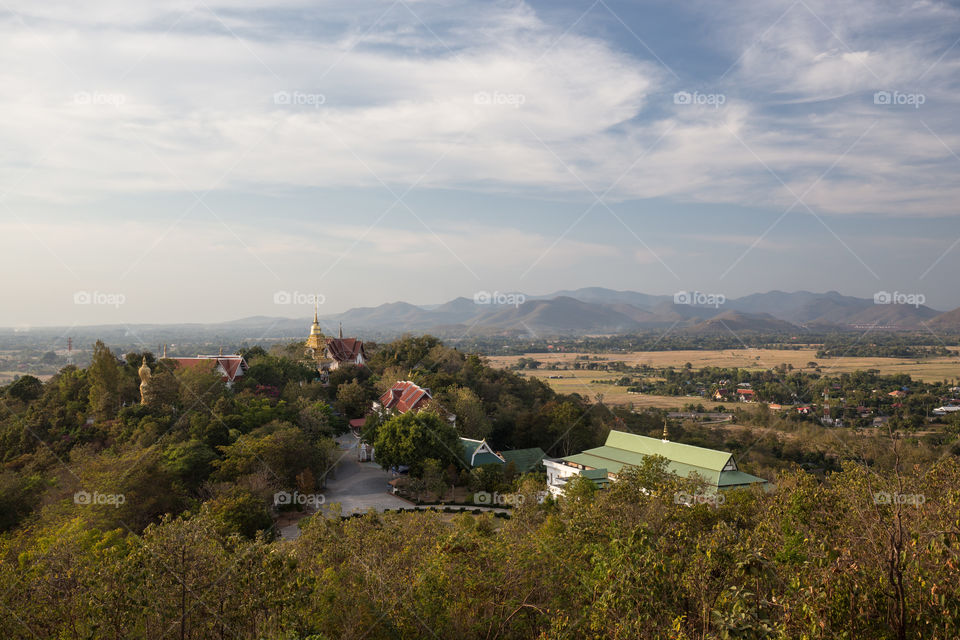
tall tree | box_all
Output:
[87,340,120,421]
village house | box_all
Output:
[543,430,766,497]
[737,388,756,402]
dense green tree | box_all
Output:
[373,410,463,476]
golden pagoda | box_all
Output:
[305,301,325,351]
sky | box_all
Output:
[1,0,959,327]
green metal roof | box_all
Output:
[562,431,766,490]
[604,430,733,471]
[500,447,546,473]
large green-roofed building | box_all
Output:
[544,430,766,496]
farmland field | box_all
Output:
[488,348,960,405]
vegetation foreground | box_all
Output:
[0,335,958,638]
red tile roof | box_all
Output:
[326,337,366,364]
[379,381,432,414]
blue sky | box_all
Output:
[1,0,959,326]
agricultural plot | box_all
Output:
[491,347,960,402]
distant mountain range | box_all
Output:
[307,288,957,337]
[6,289,959,342]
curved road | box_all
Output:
[279,434,509,540]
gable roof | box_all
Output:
[379,381,432,414]
[563,430,765,490]
[460,437,505,467]
[326,337,366,364]
[170,355,248,383]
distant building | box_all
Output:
[933,405,960,416]
[325,323,367,370]
[543,430,766,497]
[170,353,248,387]
[737,389,756,402]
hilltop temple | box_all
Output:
[304,304,367,372]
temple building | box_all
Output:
[304,306,367,372]
[324,323,367,370]
[305,303,326,352]
[543,429,767,497]
[169,352,248,387]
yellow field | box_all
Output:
[508,369,698,408]
[490,348,960,404]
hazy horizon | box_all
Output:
[2,0,959,326]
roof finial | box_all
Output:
[662,417,669,442]
[162,344,167,358]
[314,299,319,324]
[219,346,223,356]
[338,321,343,339]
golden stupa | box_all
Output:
[305,301,325,351]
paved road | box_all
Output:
[278,434,509,540]
[320,434,412,517]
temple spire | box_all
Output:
[314,300,319,324]
[662,418,669,442]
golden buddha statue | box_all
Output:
[138,356,151,404]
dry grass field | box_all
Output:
[489,348,960,406]
[503,368,703,408]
